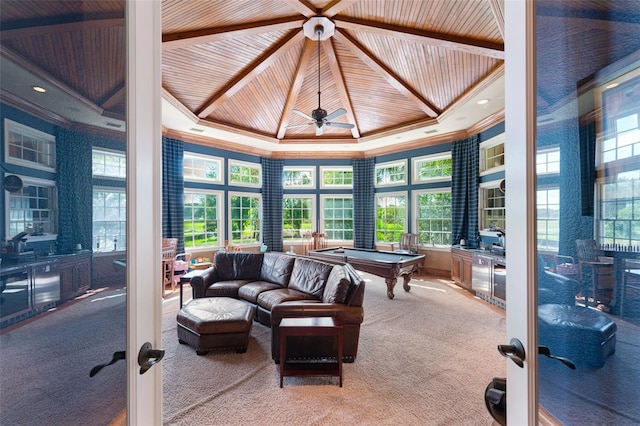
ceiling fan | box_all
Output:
[287,23,354,136]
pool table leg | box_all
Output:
[385,277,397,299]
[402,274,412,293]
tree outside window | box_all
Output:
[229,194,261,244]
[322,196,353,240]
[416,191,451,246]
[184,191,221,248]
[283,196,313,240]
[376,193,406,242]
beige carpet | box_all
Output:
[162,273,507,425]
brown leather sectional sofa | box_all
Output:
[189,251,366,362]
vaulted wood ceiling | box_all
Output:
[1,1,638,157]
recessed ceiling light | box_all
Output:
[477,99,489,105]
[32,86,46,93]
[606,82,619,89]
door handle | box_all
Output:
[497,338,526,368]
[539,346,576,370]
[90,350,126,377]
[138,342,165,374]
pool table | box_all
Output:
[307,247,425,299]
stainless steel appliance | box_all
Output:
[492,258,506,302]
[472,254,493,296]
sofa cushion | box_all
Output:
[322,265,351,304]
[259,252,295,286]
[238,281,283,304]
[257,288,317,311]
[214,252,263,281]
[288,257,334,299]
[204,280,252,298]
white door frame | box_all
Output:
[505,0,538,424]
[126,0,163,423]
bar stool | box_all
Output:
[620,259,640,317]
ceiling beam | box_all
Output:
[282,0,317,17]
[333,29,440,118]
[197,30,305,118]
[0,16,123,41]
[162,17,305,51]
[487,0,506,41]
[322,0,359,17]
[335,16,505,60]
[277,38,316,139]
[322,39,360,138]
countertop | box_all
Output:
[0,250,92,274]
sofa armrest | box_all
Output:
[270,302,364,327]
[189,266,217,298]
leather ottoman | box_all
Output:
[538,304,617,368]
[177,297,255,355]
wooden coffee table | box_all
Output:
[279,317,343,387]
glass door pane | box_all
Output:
[535,1,640,423]
[0,2,127,424]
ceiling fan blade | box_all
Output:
[326,122,355,129]
[324,108,347,122]
[316,125,324,136]
[292,109,313,121]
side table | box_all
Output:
[279,316,343,387]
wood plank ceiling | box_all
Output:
[2,1,637,156]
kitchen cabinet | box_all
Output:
[451,248,473,291]
[59,252,92,302]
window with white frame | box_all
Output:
[184,153,223,183]
[7,177,57,237]
[480,182,506,231]
[320,166,353,188]
[93,188,126,252]
[321,195,353,241]
[375,160,407,187]
[229,192,261,245]
[537,187,560,250]
[414,190,452,246]
[4,119,56,171]
[375,192,407,242]
[480,135,505,173]
[600,112,640,163]
[283,166,315,188]
[536,147,561,175]
[596,170,640,248]
[229,160,261,187]
[92,149,126,179]
[283,195,314,240]
[184,190,223,248]
[412,153,452,183]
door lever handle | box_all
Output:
[539,346,576,370]
[497,338,526,368]
[138,342,165,374]
[90,350,126,377]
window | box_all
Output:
[414,190,452,246]
[7,177,57,237]
[600,112,640,164]
[93,188,126,252]
[596,170,640,247]
[375,192,407,242]
[183,190,223,248]
[537,187,560,250]
[320,166,353,188]
[229,192,261,245]
[375,160,407,186]
[283,167,315,188]
[321,195,354,241]
[536,147,561,175]
[229,160,261,187]
[184,153,223,183]
[4,119,56,171]
[480,183,506,231]
[283,196,314,240]
[92,149,126,179]
[412,154,452,183]
[480,135,505,173]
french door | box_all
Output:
[506,1,640,424]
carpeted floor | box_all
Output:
[161,273,507,425]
